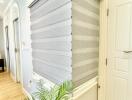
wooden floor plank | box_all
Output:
[0,72,26,100]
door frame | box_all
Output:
[13,17,22,83]
[5,26,10,72]
[98,0,108,100]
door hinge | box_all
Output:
[98,84,101,89]
[106,58,108,66]
[107,8,109,16]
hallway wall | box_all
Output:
[3,0,33,93]
[0,18,5,59]
[4,6,18,79]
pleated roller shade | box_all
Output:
[30,0,72,84]
[72,0,99,87]
[30,0,99,87]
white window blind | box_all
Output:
[72,0,99,87]
[30,0,99,87]
[30,0,72,84]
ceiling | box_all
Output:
[0,0,10,17]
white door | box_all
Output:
[106,0,132,100]
[13,18,21,83]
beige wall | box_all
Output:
[75,85,97,100]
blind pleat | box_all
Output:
[72,0,99,87]
[30,0,72,84]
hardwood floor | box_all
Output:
[0,72,26,100]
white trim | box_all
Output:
[10,72,16,82]
[23,88,33,100]
[98,0,108,100]
[26,0,34,7]
[3,0,14,16]
[72,77,98,100]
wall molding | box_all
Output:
[72,77,98,99]
[10,72,16,82]
[23,88,33,100]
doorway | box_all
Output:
[13,18,21,83]
[5,26,10,72]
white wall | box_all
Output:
[3,8,16,77]
[0,18,5,59]
[3,0,33,93]
[3,1,21,79]
[3,0,50,94]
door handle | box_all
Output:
[123,50,132,53]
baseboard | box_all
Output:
[10,72,16,82]
[72,77,98,100]
[23,88,32,100]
